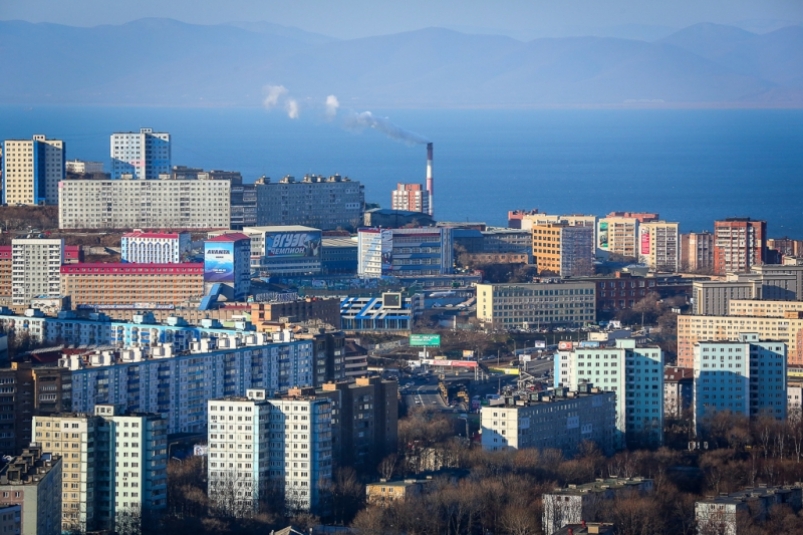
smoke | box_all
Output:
[325,95,340,119]
[263,85,288,108]
[286,99,300,119]
[347,111,429,145]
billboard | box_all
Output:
[204,241,235,282]
[410,334,441,347]
[462,349,475,358]
[533,340,546,349]
[383,292,402,309]
[640,226,651,255]
[421,359,478,368]
[381,230,394,272]
[265,230,322,259]
[578,341,601,349]
[598,221,609,250]
[558,341,574,351]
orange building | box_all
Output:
[60,263,204,308]
[713,218,766,275]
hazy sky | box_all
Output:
[1,0,801,39]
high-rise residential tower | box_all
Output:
[2,135,65,205]
[713,218,766,275]
[391,183,429,214]
[11,238,63,306]
[110,128,171,180]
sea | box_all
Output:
[1,106,802,235]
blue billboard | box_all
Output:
[265,231,321,259]
[204,241,235,282]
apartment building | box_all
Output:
[60,262,204,308]
[0,505,20,535]
[543,478,654,535]
[713,218,766,275]
[638,221,679,272]
[110,128,170,180]
[695,486,802,535]
[120,231,191,264]
[255,174,364,231]
[2,135,64,205]
[480,386,616,455]
[358,227,453,278]
[11,239,63,306]
[0,363,35,455]
[556,339,664,448]
[680,231,714,272]
[693,333,787,433]
[208,390,333,515]
[59,332,314,434]
[509,211,597,233]
[476,282,596,329]
[31,414,96,532]
[33,407,168,533]
[391,183,429,214]
[0,447,61,535]
[532,223,594,277]
[664,366,693,419]
[597,216,639,259]
[65,160,103,174]
[58,179,230,230]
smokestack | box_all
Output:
[426,142,433,216]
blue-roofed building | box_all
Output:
[340,293,423,332]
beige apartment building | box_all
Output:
[532,223,594,277]
[58,179,230,229]
[2,135,64,206]
[680,231,714,272]
[638,221,679,272]
[477,281,596,328]
[677,300,803,368]
[597,216,639,259]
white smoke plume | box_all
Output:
[263,85,288,108]
[286,99,300,119]
[347,111,429,144]
[325,95,340,119]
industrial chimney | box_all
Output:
[426,142,434,216]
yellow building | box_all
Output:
[597,216,639,259]
[532,223,594,277]
[2,135,64,205]
[365,479,429,506]
[477,281,595,329]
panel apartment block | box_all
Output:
[2,135,64,206]
[58,179,230,230]
[110,128,170,180]
[476,282,596,329]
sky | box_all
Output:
[1,0,802,40]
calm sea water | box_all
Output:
[1,106,802,235]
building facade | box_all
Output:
[693,333,787,433]
[11,239,63,306]
[204,233,252,301]
[713,218,767,275]
[695,486,802,535]
[121,231,191,264]
[638,221,679,272]
[664,366,693,419]
[58,179,230,230]
[680,231,714,272]
[241,226,322,276]
[2,135,64,206]
[255,175,364,231]
[358,228,454,278]
[597,216,639,259]
[556,339,664,448]
[391,183,429,214]
[480,386,616,455]
[340,294,422,333]
[0,447,61,535]
[532,224,594,277]
[110,128,171,180]
[60,263,204,308]
[476,282,596,329]
[321,237,358,275]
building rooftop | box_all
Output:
[698,485,802,505]
[244,225,320,233]
[122,230,184,239]
[552,523,616,535]
[0,446,60,486]
[207,233,251,242]
[322,237,358,248]
[665,366,694,382]
[549,477,653,496]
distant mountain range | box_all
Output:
[1,18,801,108]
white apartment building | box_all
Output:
[32,413,97,533]
[597,216,639,259]
[638,221,679,272]
[476,282,596,329]
[11,238,63,306]
[693,333,787,433]
[120,231,191,264]
[208,390,271,517]
[110,128,170,180]
[556,339,664,448]
[33,407,167,534]
[208,390,332,515]
[480,386,616,456]
[2,135,64,205]
[390,183,429,214]
[58,179,230,230]
[61,332,314,434]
